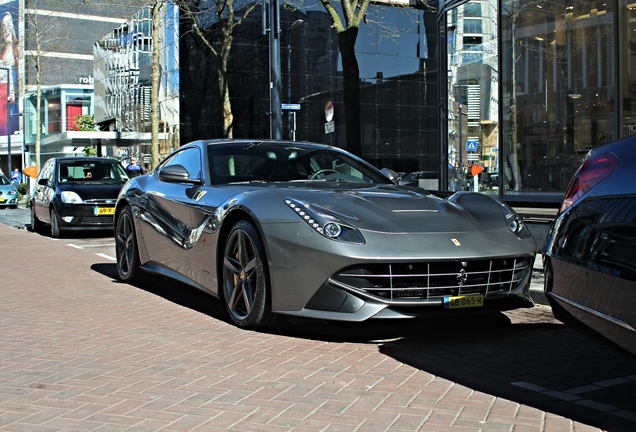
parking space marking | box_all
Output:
[67,243,83,249]
[512,376,636,421]
[96,253,116,261]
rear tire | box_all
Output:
[115,206,142,283]
[222,220,274,329]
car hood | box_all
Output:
[58,183,123,201]
[280,184,509,234]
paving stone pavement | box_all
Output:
[1,223,635,431]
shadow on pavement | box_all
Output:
[91,263,231,326]
[377,314,636,432]
[89,265,636,431]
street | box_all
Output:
[0,205,116,259]
[1,206,635,431]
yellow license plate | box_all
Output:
[0,198,5,203]
[95,207,115,216]
[444,295,484,309]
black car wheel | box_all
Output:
[115,206,142,283]
[222,220,273,329]
[50,208,61,238]
[30,205,44,233]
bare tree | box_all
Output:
[23,0,71,170]
[150,0,164,169]
[317,0,371,156]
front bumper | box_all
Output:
[280,257,535,322]
[263,223,537,322]
[0,195,19,207]
[56,204,115,230]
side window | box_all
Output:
[163,147,202,180]
[39,160,53,183]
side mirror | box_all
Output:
[380,168,399,183]
[158,164,200,184]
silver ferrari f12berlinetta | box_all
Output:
[114,139,537,329]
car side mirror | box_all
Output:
[380,168,399,183]
[38,178,49,186]
[159,164,200,184]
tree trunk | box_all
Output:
[150,0,163,169]
[337,27,361,156]
[218,38,233,138]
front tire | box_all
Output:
[222,220,274,329]
[50,208,61,238]
[115,206,142,283]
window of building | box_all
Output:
[463,18,482,34]
[501,0,615,199]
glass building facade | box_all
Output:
[499,0,623,204]
[93,0,635,206]
[93,3,180,162]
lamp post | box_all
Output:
[0,66,10,175]
[268,0,282,139]
[287,19,304,141]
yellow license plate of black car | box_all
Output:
[444,294,484,309]
[95,207,115,216]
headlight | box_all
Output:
[501,203,531,239]
[285,198,365,244]
[6,189,16,196]
[60,191,83,204]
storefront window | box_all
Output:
[65,93,92,131]
[619,0,636,139]
[501,0,616,199]
[445,0,499,194]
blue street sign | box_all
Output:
[466,140,478,152]
[281,103,301,110]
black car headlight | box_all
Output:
[61,191,83,204]
[285,198,365,244]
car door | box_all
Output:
[32,159,54,224]
[137,147,204,280]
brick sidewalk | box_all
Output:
[0,224,628,431]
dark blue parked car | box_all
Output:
[544,136,636,355]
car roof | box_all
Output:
[54,157,120,163]
[195,139,333,150]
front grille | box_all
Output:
[81,216,114,225]
[84,199,117,205]
[329,258,532,301]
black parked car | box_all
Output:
[544,136,636,355]
[31,157,129,237]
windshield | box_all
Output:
[0,174,9,186]
[208,143,391,185]
[58,161,129,184]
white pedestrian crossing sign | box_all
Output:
[466,140,478,152]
